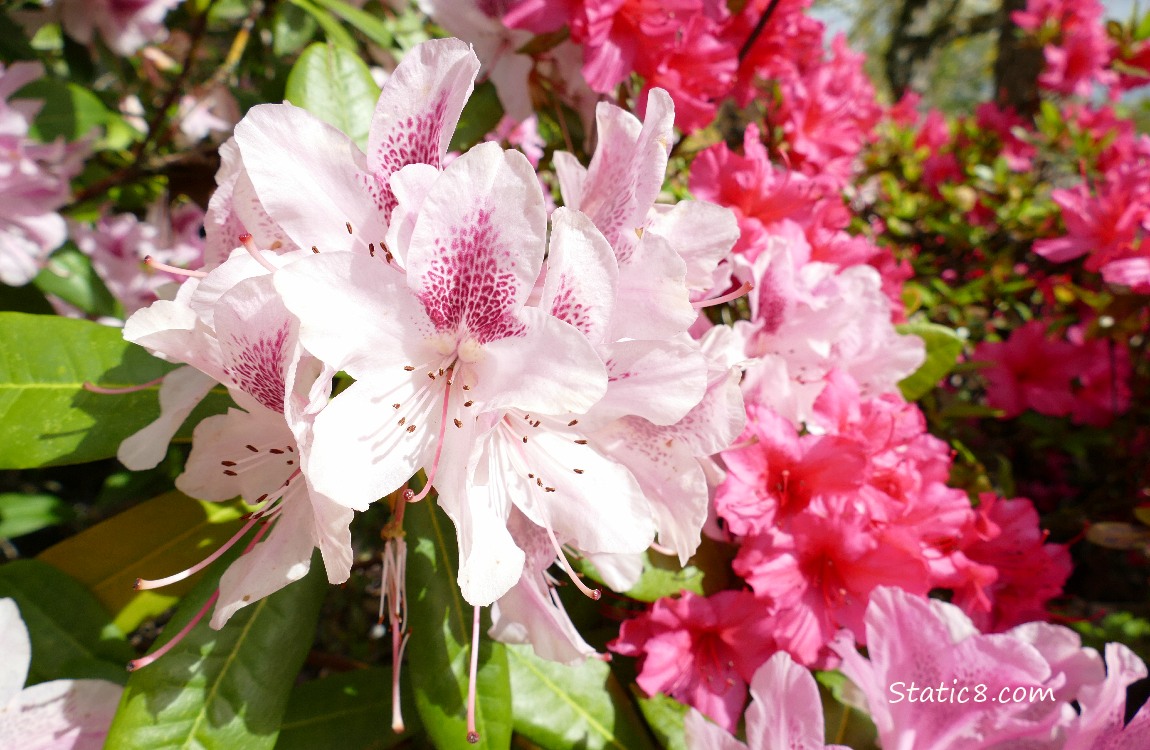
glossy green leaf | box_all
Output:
[507,644,656,750]
[105,554,327,750]
[17,77,109,141]
[38,491,246,633]
[635,692,688,750]
[896,321,964,401]
[276,667,421,750]
[405,498,512,749]
[34,245,119,318]
[285,42,380,149]
[0,559,133,686]
[0,313,231,468]
[0,492,71,538]
[309,0,393,49]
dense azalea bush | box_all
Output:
[0,0,1148,748]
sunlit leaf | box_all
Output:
[17,76,109,141]
[105,554,327,750]
[34,244,119,318]
[896,321,964,401]
[0,313,230,469]
[309,0,393,49]
[276,667,421,750]
[406,498,512,749]
[38,491,246,633]
[285,41,380,150]
[0,492,71,538]
[287,0,357,49]
[0,559,132,686]
[635,692,688,750]
[507,644,656,749]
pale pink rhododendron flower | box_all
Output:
[683,651,849,750]
[0,62,85,286]
[66,202,205,318]
[56,0,181,56]
[121,251,353,631]
[0,599,122,750]
[830,586,1119,750]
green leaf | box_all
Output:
[276,667,422,750]
[285,42,380,149]
[287,0,358,49]
[405,498,512,749]
[896,321,964,401]
[635,692,688,750]
[0,559,133,686]
[273,2,318,56]
[38,491,247,633]
[0,313,229,468]
[17,77,109,142]
[34,245,119,318]
[449,80,504,152]
[105,554,327,750]
[0,492,71,538]
[507,645,656,750]
[309,0,393,49]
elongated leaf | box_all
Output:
[273,2,317,56]
[105,554,327,750]
[0,492,71,538]
[38,491,246,633]
[0,559,133,686]
[276,667,421,750]
[284,42,379,149]
[309,0,393,49]
[635,692,688,750]
[896,321,964,401]
[405,498,512,749]
[507,645,656,750]
[287,0,357,50]
[0,313,231,468]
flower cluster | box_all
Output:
[120,42,746,690]
[0,62,86,287]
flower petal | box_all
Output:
[0,599,30,705]
[365,38,479,220]
[540,207,617,347]
[234,103,384,256]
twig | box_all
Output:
[738,0,784,63]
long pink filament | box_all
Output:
[240,233,279,273]
[466,605,481,744]
[127,590,220,671]
[408,371,454,504]
[144,255,207,278]
[83,375,165,394]
[135,514,262,590]
[542,523,601,600]
[692,280,754,309]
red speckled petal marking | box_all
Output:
[419,206,525,344]
[223,323,291,413]
[365,39,480,222]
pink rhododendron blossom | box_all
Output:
[1013,0,1115,96]
[0,62,85,286]
[0,599,122,750]
[57,0,182,56]
[974,320,1131,425]
[829,586,1135,750]
[683,651,849,750]
[734,497,932,666]
[611,590,780,732]
[68,202,205,318]
[954,494,1072,633]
